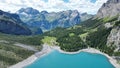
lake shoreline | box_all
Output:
[9,44,120,68]
[52,46,120,68]
[9,44,52,68]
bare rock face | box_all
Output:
[104,23,113,28]
[107,26,120,51]
[96,0,120,18]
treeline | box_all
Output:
[43,27,88,52]
[44,27,86,38]
[57,34,87,52]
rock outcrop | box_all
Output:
[107,26,120,51]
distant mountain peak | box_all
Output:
[41,11,48,14]
[17,8,93,31]
[17,7,40,15]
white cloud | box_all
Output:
[0,0,107,14]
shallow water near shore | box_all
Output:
[26,50,115,68]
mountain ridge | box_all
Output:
[17,7,93,31]
[0,10,32,35]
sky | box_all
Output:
[0,0,107,14]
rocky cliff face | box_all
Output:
[106,19,120,51]
[0,10,32,35]
[107,26,120,51]
[96,0,120,18]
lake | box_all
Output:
[26,50,115,68]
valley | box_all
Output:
[0,0,120,68]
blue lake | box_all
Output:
[26,50,115,68]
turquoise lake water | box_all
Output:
[26,50,115,68]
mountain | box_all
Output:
[95,0,120,51]
[17,7,40,15]
[80,13,94,21]
[0,10,32,35]
[96,0,120,18]
[17,8,93,31]
[17,8,81,31]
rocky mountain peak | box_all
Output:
[41,11,48,14]
[17,7,40,15]
[17,7,93,31]
[96,0,120,18]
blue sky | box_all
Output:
[63,0,69,2]
[90,0,97,3]
[0,0,107,14]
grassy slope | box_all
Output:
[0,33,43,68]
[41,36,57,45]
[0,42,34,68]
